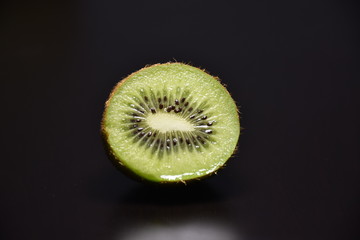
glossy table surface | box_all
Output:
[1,1,359,239]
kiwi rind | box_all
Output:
[101,62,240,184]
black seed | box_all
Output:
[153,132,157,137]
[198,110,203,114]
[144,96,149,101]
[133,124,138,128]
[181,98,186,103]
[188,107,193,111]
[151,108,156,114]
[132,113,138,116]
[158,98,161,103]
[202,115,207,120]
[173,138,178,145]
[207,121,213,126]
[205,129,213,134]
[159,104,164,109]
[175,99,179,105]
[137,108,145,114]
[166,141,170,147]
[174,108,181,113]
[184,102,189,107]
[179,137,183,143]
[160,143,164,148]
[137,127,143,131]
[164,96,167,102]
[190,115,195,119]
[136,119,141,122]
[139,132,145,137]
[171,105,176,110]
[156,139,160,144]
[167,106,172,112]
[147,132,152,137]
[130,119,135,123]
[197,136,205,144]
[186,138,191,145]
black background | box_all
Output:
[1,0,360,239]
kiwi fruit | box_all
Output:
[101,63,240,183]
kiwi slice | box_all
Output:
[101,63,240,183]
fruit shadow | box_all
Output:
[87,163,245,207]
[121,181,222,205]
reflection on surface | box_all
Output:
[116,219,238,240]
[111,183,242,240]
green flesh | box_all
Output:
[102,63,240,183]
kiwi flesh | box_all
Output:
[101,63,240,183]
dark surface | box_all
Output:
[1,0,360,239]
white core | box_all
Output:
[146,113,195,133]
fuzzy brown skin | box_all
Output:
[100,62,240,184]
